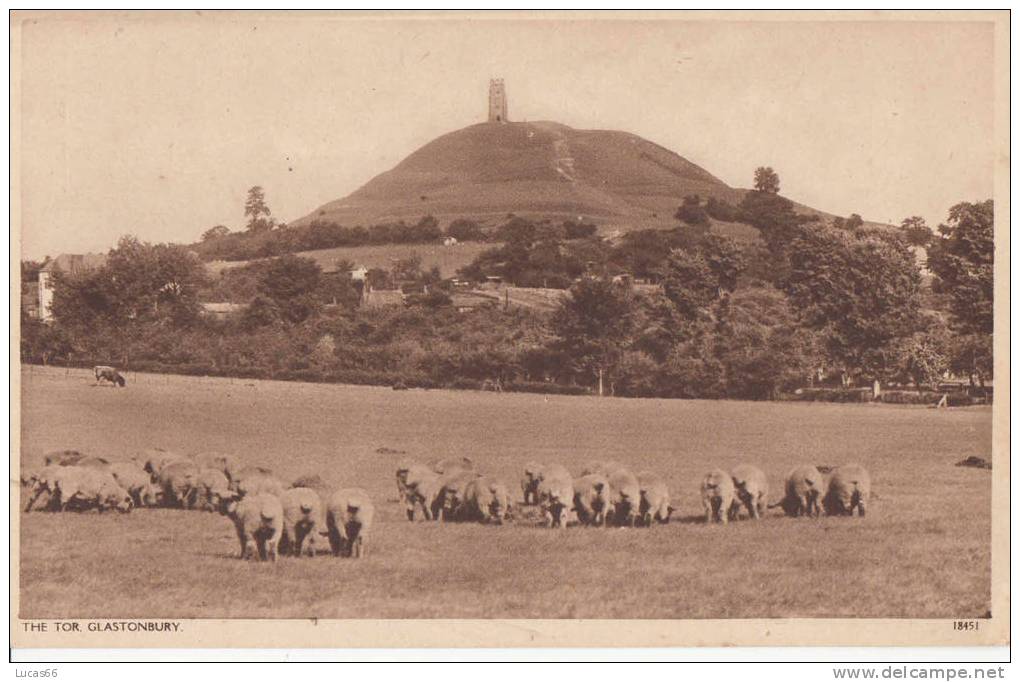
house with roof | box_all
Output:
[38,253,108,322]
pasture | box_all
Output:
[18,366,992,619]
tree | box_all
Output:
[785,226,922,387]
[753,166,780,194]
[674,194,710,227]
[926,200,993,337]
[245,186,274,233]
[253,254,322,324]
[553,277,636,395]
[446,219,486,242]
[202,225,231,241]
[660,249,718,319]
[900,216,933,247]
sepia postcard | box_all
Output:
[9,10,1009,651]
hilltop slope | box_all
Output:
[293,121,748,229]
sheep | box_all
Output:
[194,467,234,512]
[637,471,673,526]
[279,487,323,557]
[224,493,284,561]
[158,460,200,508]
[701,469,735,524]
[536,464,575,528]
[573,473,611,527]
[326,488,375,558]
[395,459,419,507]
[520,461,544,505]
[108,461,161,507]
[607,469,641,527]
[234,470,285,499]
[773,465,825,517]
[581,460,626,477]
[824,465,871,517]
[403,464,442,521]
[434,470,479,522]
[729,464,769,520]
[43,450,85,467]
[77,456,111,470]
[462,477,512,524]
[22,465,62,511]
[53,467,133,513]
[141,449,188,483]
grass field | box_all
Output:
[18,365,992,619]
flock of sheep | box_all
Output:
[20,449,374,561]
[396,458,872,528]
[21,448,872,563]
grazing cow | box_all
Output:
[94,365,126,387]
[109,461,161,507]
[636,471,673,526]
[403,464,442,521]
[158,460,200,508]
[43,450,85,467]
[326,488,375,558]
[536,465,574,528]
[53,467,133,513]
[573,473,611,527]
[279,487,323,557]
[463,477,512,524]
[607,469,641,527]
[520,462,544,505]
[772,465,825,518]
[435,470,479,522]
[224,493,284,561]
[701,469,735,524]
[823,465,871,517]
[729,464,769,521]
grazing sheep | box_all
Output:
[54,467,133,513]
[158,460,200,508]
[403,464,442,521]
[607,469,641,527]
[142,449,188,483]
[77,456,111,470]
[108,461,161,507]
[824,465,871,517]
[730,464,769,520]
[774,465,825,518]
[225,493,284,561]
[463,477,512,524]
[636,471,673,526]
[234,470,285,499]
[581,460,626,477]
[537,465,575,528]
[22,465,62,511]
[279,487,323,557]
[701,469,735,524]
[573,473,611,527]
[194,468,234,512]
[326,488,375,558]
[43,450,85,467]
[520,461,544,505]
[435,470,479,522]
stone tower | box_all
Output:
[488,78,508,123]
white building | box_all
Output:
[38,253,108,321]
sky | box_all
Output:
[16,13,998,260]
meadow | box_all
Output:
[18,365,992,619]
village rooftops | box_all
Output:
[40,253,108,274]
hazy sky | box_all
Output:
[17,13,997,260]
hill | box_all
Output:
[293,121,749,230]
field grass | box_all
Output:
[18,366,992,619]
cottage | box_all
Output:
[362,288,405,308]
[38,253,108,321]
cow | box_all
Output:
[94,365,126,387]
